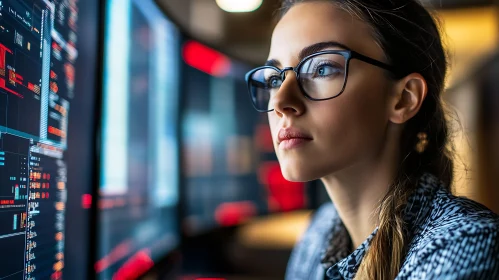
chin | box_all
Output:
[278,155,346,182]
[279,161,319,182]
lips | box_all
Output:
[277,128,313,149]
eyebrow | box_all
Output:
[265,41,351,68]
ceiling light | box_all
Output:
[216,0,263,13]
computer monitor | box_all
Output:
[180,40,308,236]
[0,0,100,279]
[95,0,181,278]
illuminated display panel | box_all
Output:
[96,0,180,278]
[0,0,99,279]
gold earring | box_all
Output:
[415,132,429,153]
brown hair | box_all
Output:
[279,0,454,278]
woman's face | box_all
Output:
[267,2,395,181]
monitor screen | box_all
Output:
[0,0,99,279]
[95,0,180,278]
[181,40,308,236]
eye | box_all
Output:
[266,75,283,88]
[314,64,341,78]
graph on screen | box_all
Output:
[0,0,91,279]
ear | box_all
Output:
[389,73,428,124]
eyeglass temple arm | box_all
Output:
[350,51,396,73]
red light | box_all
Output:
[258,161,306,212]
[82,194,92,209]
[50,81,59,93]
[14,73,23,83]
[51,270,62,280]
[214,201,257,226]
[112,249,154,280]
[95,240,133,273]
[52,42,61,51]
[0,77,24,98]
[48,126,66,138]
[182,40,231,77]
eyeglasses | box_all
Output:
[245,49,396,112]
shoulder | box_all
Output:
[426,189,499,236]
[285,203,339,280]
[401,189,499,279]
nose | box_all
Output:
[271,68,306,117]
[271,69,306,117]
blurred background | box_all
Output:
[0,0,497,280]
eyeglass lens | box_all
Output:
[248,53,347,112]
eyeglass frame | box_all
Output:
[245,49,397,113]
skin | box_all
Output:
[267,2,427,249]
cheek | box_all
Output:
[314,79,389,157]
[265,75,391,181]
[346,87,387,130]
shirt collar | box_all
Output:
[324,173,442,280]
[402,172,441,235]
[325,227,378,279]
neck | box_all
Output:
[321,130,400,250]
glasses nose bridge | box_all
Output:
[279,66,298,81]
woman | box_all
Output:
[245,0,499,279]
